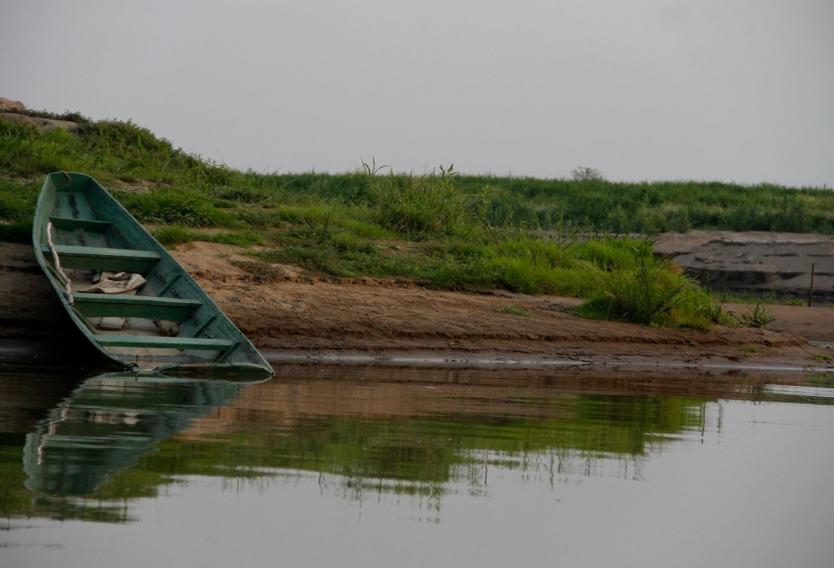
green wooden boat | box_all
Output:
[32,172,273,380]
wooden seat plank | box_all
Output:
[96,335,233,351]
[42,244,160,272]
[49,216,112,233]
[74,293,201,321]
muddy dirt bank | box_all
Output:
[3,241,831,371]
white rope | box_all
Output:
[46,221,74,304]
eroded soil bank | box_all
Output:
[3,241,832,372]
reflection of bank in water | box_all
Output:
[175,367,719,503]
[23,373,249,496]
[17,365,834,522]
[174,365,834,507]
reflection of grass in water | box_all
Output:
[114,396,706,508]
[807,373,834,388]
[0,393,707,523]
[0,438,34,518]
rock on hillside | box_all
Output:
[0,97,79,131]
[0,112,80,131]
[0,97,25,112]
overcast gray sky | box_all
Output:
[2,0,833,186]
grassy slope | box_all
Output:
[3,111,829,328]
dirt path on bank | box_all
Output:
[2,241,832,371]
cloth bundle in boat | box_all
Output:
[77,272,179,336]
[80,271,146,295]
[81,272,146,331]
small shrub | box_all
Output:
[736,304,775,328]
[579,258,686,325]
[685,290,733,327]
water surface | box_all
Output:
[2,365,834,567]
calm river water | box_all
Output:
[2,364,834,567]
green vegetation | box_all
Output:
[5,110,830,326]
[808,373,834,387]
[734,303,776,329]
[579,257,717,327]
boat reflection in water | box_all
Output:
[23,372,253,496]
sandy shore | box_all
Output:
[3,241,832,372]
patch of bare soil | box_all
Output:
[723,303,834,343]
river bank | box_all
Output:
[2,241,832,373]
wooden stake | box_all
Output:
[808,263,815,307]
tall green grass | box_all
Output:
[364,164,475,238]
[580,258,692,326]
[2,109,818,327]
[4,112,833,236]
